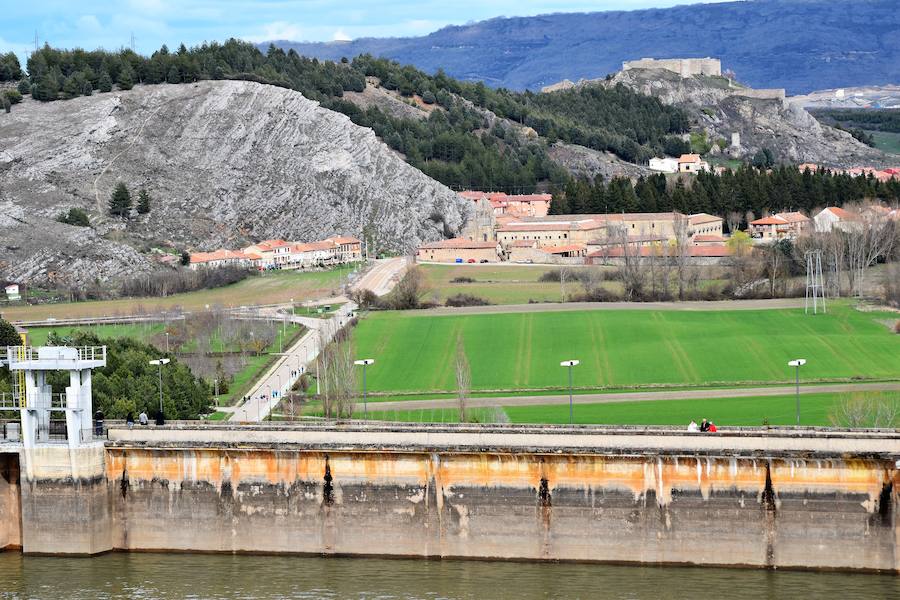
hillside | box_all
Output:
[600,68,887,167]
[271,0,900,94]
[0,80,470,287]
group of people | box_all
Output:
[124,411,151,428]
[687,418,717,433]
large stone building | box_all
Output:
[416,238,501,263]
[622,57,721,78]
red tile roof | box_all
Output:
[750,216,788,226]
[693,235,726,243]
[189,249,250,264]
[418,238,497,250]
[326,236,361,245]
[679,154,702,163]
[823,206,856,220]
[590,245,730,258]
[774,211,809,223]
[544,244,586,254]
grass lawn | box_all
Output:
[364,391,899,428]
[420,264,612,304]
[870,131,900,155]
[3,265,359,322]
[219,323,306,405]
[352,303,900,394]
[25,323,165,346]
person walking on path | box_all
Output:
[126,413,135,429]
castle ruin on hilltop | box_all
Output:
[622,57,721,78]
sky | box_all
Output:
[1,0,724,63]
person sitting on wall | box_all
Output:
[700,418,710,432]
[708,422,718,433]
[126,412,135,429]
[93,410,104,436]
[688,420,699,432]
[139,411,148,426]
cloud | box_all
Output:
[245,21,303,42]
[332,29,352,42]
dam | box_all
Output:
[2,422,899,572]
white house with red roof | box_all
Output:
[678,154,710,174]
[813,206,858,233]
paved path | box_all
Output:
[415,298,806,316]
[230,303,356,422]
[352,257,409,296]
[367,382,900,412]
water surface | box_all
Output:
[1,553,898,599]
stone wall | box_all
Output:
[623,58,721,78]
[18,444,112,555]
[3,425,900,570]
[0,453,21,550]
[99,426,900,571]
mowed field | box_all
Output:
[352,304,900,393]
[3,265,357,321]
[364,391,900,427]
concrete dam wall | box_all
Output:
[5,424,900,572]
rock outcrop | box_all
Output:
[0,80,471,287]
[603,69,887,168]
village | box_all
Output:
[188,236,363,271]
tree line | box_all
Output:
[550,166,900,227]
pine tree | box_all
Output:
[137,189,151,214]
[117,67,134,91]
[98,70,113,93]
[166,66,180,84]
[109,182,132,218]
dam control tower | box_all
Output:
[4,346,107,448]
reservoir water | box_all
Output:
[0,553,898,599]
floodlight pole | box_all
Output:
[788,359,806,426]
[560,360,580,425]
[149,358,170,422]
[354,359,375,419]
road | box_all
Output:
[416,298,807,316]
[352,257,409,296]
[230,302,356,422]
[366,382,900,412]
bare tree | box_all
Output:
[726,211,743,235]
[845,204,896,298]
[673,213,691,301]
[392,266,429,309]
[830,392,900,428]
[455,334,471,423]
[318,330,357,419]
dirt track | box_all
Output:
[369,382,900,412]
[416,298,806,316]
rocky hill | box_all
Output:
[271,0,900,94]
[0,80,471,287]
[583,68,887,168]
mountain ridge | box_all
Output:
[268,0,900,94]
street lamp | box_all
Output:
[788,359,807,426]
[164,332,170,354]
[354,359,375,419]
[560,360,580,425]
[149,358,171,424]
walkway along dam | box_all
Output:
[2,422,900,572]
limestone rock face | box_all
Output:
[604,69,888,168]
[0,80,471,287]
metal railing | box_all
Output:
[6,346,107,366]
[0,420,106,444]
[0,392,72,410]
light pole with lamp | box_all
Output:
[354,359,375,419]
[560,360,580,425]
[164,332,170,354]
[788,359,806,426]
[149,358,170,425]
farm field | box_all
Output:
[351,304,900,394]
[870,131,900,155]
[419,264,610,304]
[3,265,358,321]
[363,391,899,428]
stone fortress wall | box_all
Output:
[623,57,722,77]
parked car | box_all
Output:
[455,258,463,263]
[467,258,476,263]
[479,259,489,263]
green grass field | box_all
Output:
[352,304,900,393]
[870,131,900,155]
[420,264,611,304]
[363,391,899,428]
[4,265,358,322]
[25,323,165,346]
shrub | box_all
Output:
[445,294,490,307]
[120,266,253,298]
[450,276,475,283]
[3,89,22,104]
[57,207,90,227]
